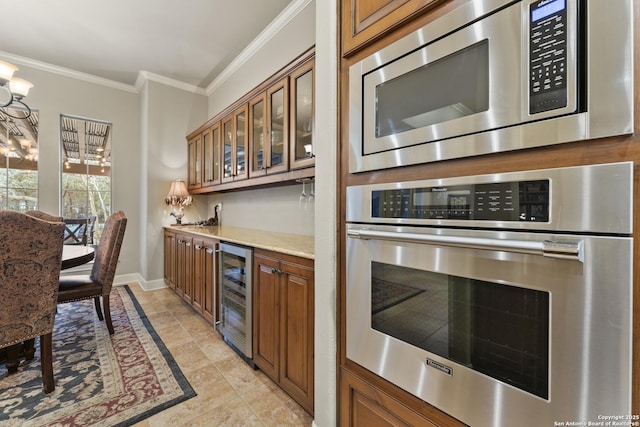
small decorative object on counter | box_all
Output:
[165,180,192,224]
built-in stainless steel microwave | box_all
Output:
[348,0,633,173]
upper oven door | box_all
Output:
[345,224,631,427]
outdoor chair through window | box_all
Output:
[63,216,96,246]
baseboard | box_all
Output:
[113,273,168,292]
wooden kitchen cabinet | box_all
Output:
[165,229,217,325]
[193,236,217,324]
[202,122,221,188]
[186,48,315,193]
[248,77,289,178]
[222,105,249,183]
[163,229,177,290]
[253,249,314,415]
[175,233,193,301]
[289,58,315,170]
[187,134,202,190]
[341,0,448,56]
[340,368,464,426]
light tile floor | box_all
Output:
[127,283,313,427]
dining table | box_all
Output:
[1,245,95,374]
[62,245,95,269]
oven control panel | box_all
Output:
[371,180,549,222]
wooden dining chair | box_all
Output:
[0,210,65,393]
[58,211,127,334]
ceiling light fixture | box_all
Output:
[0,60,33,119]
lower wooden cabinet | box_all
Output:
[163,230,176,290]
[253,249,314,415]
[164,229,217,324]
[340,368,465,427]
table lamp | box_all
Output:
[164,180,192,224]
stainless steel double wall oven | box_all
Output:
[346,162,633,426]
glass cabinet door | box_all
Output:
[211,123,220,184]
[234,105,248,181]
[249,93,266,177]
[187,134,202,189]
[203,122,221,186]
[290,59,315,169]
[222,114,234,182]
[266,77,288,174]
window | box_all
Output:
[0,108,38,211]
[60,115,112,242]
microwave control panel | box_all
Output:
[529,0,568,114]
[371,180,549,222]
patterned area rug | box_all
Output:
[0,285,196,426]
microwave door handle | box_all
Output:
[347,228,584,262]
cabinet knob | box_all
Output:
[195,245,202,250]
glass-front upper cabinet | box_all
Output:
[266,77,288,175]
[222,113,234,183]
[202,122,221,187]
[249,93,266,177]
[290,59,315,170]
[187,133,202,189]
[234,105,248,181]
[222,105,248,183]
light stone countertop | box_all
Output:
[164,225,314,259]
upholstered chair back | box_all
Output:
[90,211,127,295]
[25,210,63,223]
[0,211,65,348]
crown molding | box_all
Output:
[206,0,313,95]
[0,0,312,97]
[135,71,207,95]
[0,50,138,94]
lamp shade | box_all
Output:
[9,77,33,99]
[167,180,190,197]
[0,61,18,85]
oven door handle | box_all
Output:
[347,228,584,262]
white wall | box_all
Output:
[139,80,208,282]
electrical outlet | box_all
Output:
[217,202,223,212]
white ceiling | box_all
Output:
[0,0,294,89]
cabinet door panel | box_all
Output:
[203,123,221,186]
[203,239,217,324]
[222,114,235,182]
[279,260,314,413]
[249,93,267,177]
[253,255,281,381]
[235,105,248,180]
[187,135,202,189]
[192,238,205,313]
[163,231,176,290]
[342,0,448,56]
[290,59,315,170]
[176,234,192,298]
[266,78,288,174]
[182,237,194,304]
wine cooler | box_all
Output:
[218,242,253,366]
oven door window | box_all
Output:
[371,261,549,399]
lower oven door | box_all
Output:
[346,224,632,426]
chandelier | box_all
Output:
[0,60,34,119]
